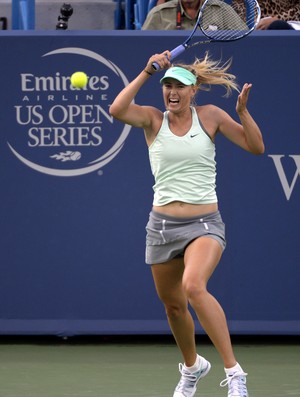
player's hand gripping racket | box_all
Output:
[152,0,261,70]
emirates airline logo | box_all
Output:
[7,48,131,177]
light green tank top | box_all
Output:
[148,107,217,206]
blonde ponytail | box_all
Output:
[174,53,239,97]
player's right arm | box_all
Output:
[109,70,154,129]
[109,51,171,130]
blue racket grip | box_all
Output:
[152,44,186,71]
[170,45,186,60]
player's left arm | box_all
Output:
[218,83,265,155]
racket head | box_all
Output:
[198,0,261,41]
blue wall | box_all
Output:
[0,31,299,335]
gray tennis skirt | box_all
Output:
[145,210,226,265]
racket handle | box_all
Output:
[152,44,186,71]
[152,61,160,71]
[170,44,186,61]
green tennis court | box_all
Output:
[0,336,299,397]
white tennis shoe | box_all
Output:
[173,355,211,397]
[220,364,248,397]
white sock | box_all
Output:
[225,362,243,376]
[185,354,202,372]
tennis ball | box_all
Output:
[70,71,88,88]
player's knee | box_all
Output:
[183,279,207,302]
[164,302,187,321]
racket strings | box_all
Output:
[199,0,260,41]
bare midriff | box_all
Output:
[152,201,218,218]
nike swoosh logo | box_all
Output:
[190,134,200,138]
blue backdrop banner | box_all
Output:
[0,30,299,335]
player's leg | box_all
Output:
[151,258,211,397]
[183,236,236,367]
[151,257,197,366]
[183,236,248,397]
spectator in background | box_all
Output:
[144,0,300,30]
[142,0,202,30]
[142,0,247,30]
[256,0,300,30]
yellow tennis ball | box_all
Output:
[70,71,88,88]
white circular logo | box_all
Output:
[7,47,132,177]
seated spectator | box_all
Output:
[256,0,300,30]
[142,0,247,30]
[142,0,201,30]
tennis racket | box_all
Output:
[152,0,261,70]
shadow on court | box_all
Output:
[0,335,299,397]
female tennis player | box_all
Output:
[109,50,264,397]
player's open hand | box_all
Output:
[236,83,252,115]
